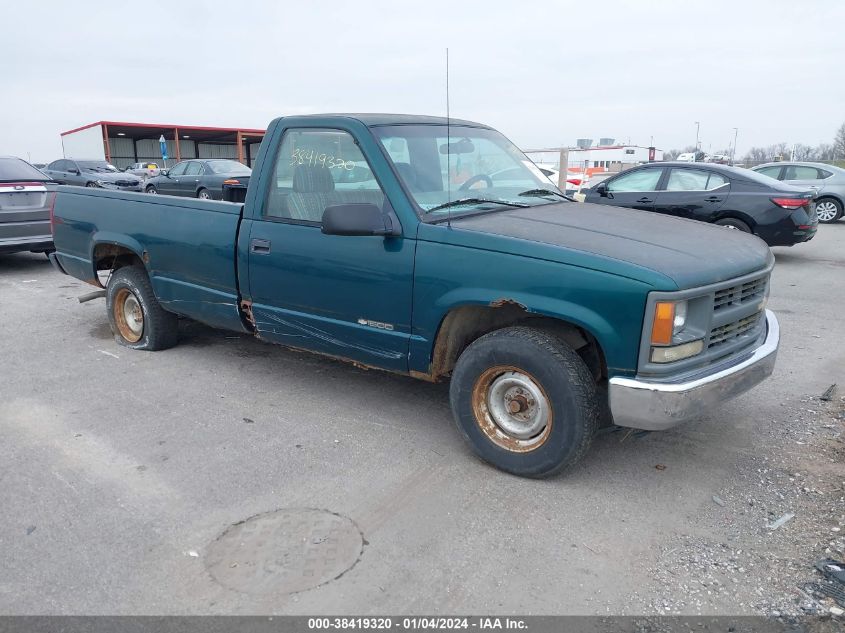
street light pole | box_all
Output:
[731,127,738,165]
[694,121,700,162]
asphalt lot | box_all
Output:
[1,224,843,615]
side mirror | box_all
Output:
[70,169,80,175]
[161,169,170,177]
[321,203,400,237]
[594,182,609,196]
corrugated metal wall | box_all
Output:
[105,135,262,169]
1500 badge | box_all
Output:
[357,318,394,331]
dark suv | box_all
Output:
[584,162,817,246]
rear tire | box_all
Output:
[815,198,842,223]
[106,266,178,351]
[715,217,751,233]
[197,188,212,200]
[449,326,598,478]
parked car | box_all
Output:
[44,159,141,191]
[50,114,779,478]
[0,156,56,256]
[143,159,251,200]
[751,161,845,223]
[124,162,160,180]
[584,162,817,246]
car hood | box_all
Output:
[447,202,773,290]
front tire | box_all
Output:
[815,198,843,223]
[85,182,98,188]
[145,185,157,194]
[106,266,178,351]
[449,326,598,478]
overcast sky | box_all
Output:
[4,0,844,162]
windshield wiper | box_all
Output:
[517,188,569,200]
[426,197,530,213]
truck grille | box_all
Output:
[709,312,763,348]
[713,276,767,311]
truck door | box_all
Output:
[652,167,729,221]
[243,126,415,372]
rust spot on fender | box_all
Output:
[489,298,528,310]
[240,299,256,331]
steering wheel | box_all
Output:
[458,174,493,190]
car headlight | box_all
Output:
[649,299,703,363]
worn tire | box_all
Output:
[715,217,751,233]
[449,326,598,478]
[106,266,178,351]
[815,197,843,223]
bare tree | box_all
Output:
[816,143,835,161]
[744,147,769,164]
[792,143,816,161]
[834,122,845,159]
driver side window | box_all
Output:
[169,163,188,177]
[607,168,662,192]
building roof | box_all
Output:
[61,121,266,143]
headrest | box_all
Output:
[293,164,335,193]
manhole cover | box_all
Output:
[206,508,364,595]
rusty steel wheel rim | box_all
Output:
[471,365,553,453]
[113,287,143,343]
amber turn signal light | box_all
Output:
[651,301,675,345]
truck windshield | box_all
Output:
[372,125,562,218]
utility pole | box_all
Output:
[694,121,700,162]
[730,127,738,165]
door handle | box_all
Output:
[636,197,653,203]
[704,196,722,202]
[250,238,271,254]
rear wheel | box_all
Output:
[815,198,842,223]
[106,266,178,351]
[715,217,751,233]
[449,326,598,478]
[197,188,212,200]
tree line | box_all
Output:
[663,122,845,164]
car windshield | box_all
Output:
[207,160,251,174]
[372,124,562,218]
[78,161,118,173]
[0,157,50,182]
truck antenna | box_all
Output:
[446,47,451,228]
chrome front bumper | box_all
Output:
[608,310,779,431]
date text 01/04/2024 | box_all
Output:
[307,617,528,629]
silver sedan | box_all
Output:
[752,161,845,223]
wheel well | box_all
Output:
[425,303,607,383]
[92,243,146,286]
[714,211,755,229]
[816,194,843,206]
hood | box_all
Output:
[447,202,773,290]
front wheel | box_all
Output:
[85,182,98,188]
[449,326,598,478]
[145,185,157,194]
[815,198,843,223]
[106,266,178,351]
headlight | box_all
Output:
[650,299,702,363]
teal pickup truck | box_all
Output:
[50,114,779,477]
